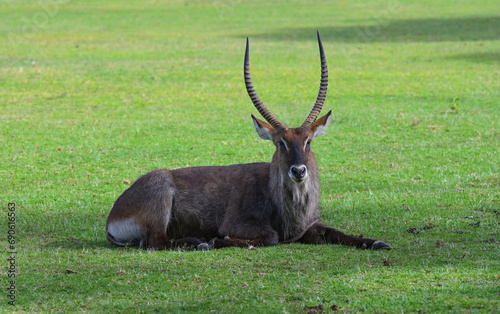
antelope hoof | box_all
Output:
[197,242,212,251]
[371,240,392,250]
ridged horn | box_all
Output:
[244,38,286,131]
[301,31,328,130]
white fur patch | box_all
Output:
[312,115,332,138]
[280,137,289,151]
[253,119,273,141]
[107,218,145,246]
[292,177,311,203]
[303,138,310,151]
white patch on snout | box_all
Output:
[107,218,145,246]
[288,164,308,183]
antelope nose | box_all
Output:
[290,165,308,182]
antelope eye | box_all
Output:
[307,139,312,145]
[278,140,285,147]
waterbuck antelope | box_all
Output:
[106,32,391,251]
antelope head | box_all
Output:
[245,31,332,184]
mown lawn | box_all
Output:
[1,0,499,312]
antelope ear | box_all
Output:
[251,114,274,141]
[311,110,332,138]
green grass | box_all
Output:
[1,0,499,312]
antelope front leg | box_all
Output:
[140,234,212,251]
[210,236,267,249]
[211,226,280,249]
[299,222,391,250]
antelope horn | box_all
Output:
[244,38,286,131]
[301,31,328,129]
